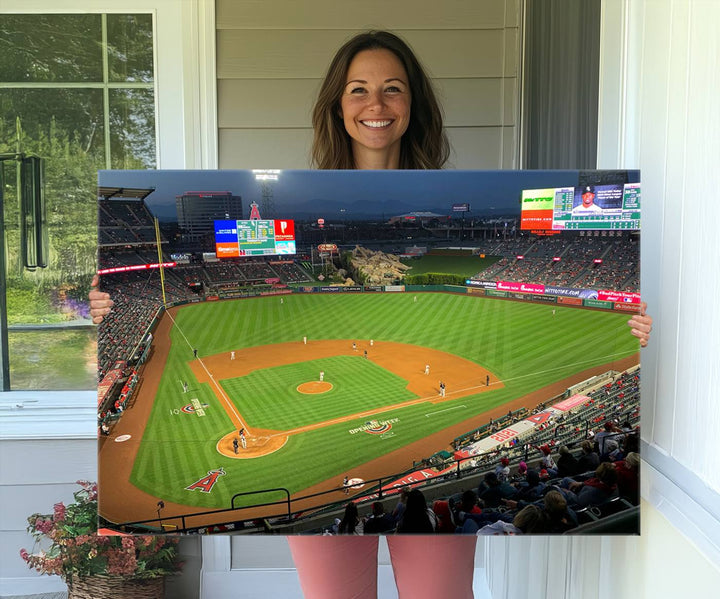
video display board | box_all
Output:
[215,219,296,257]
[520,183,641,231]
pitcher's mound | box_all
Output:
[297,381,333,394]
[217,430,288,459]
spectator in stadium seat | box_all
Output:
[390,486,411,524]
[512,468,545,503]
[334,502,364,535]
[474,504,548,535]
[495,456,511,482]
[614,451,640,504]
[576,439,601,474]
[460,489,483,515]
[542,490,578,533]
[512,460,528,482]
[536,444,558,477]
[478,471,517,509]
[594,420,625,458]
[558,462,619,508]
[395,489,436,534]
[459,509,515,535]
[431,500,456,534]
[556,445,580,478]
[363,502,395,534]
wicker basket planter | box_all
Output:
[67,575,165,599]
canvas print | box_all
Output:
[97,169,641,535]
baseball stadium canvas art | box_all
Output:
[97,169,642,535]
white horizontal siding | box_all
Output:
[217,29,514,80]
[216,0,516,30]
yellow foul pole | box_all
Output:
[154,217,167,306]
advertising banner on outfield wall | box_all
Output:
[532,294,557,304]
[584,298,614,309]
[598,290,641,303]
[498,280,545,294]
[467,288,486,296]
[465,280,497,289]
[544,285,598,299]
[614,301,640,312]
[558,296,583,306]
[363,285,383,292]
[384,285,406,292]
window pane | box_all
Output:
[0,14,103,82]
[109,88,157,169]
[8,329,97,390]
[0,88,106,161]
[107,14,154,83]
[2,89,102,390]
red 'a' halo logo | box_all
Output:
[185,468,226,493]
[248,201,261,220]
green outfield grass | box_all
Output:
[129,292,638,511]
[401,254,498,276]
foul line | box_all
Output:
[165,310,247,431]
[426,405,467,417]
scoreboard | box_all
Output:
[520,183,641,231]
[215,219,296,257]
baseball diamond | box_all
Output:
[99,292,639,525]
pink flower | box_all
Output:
[121,537,136,550]
[106,547,137,576]
[53,502,66,522]
[34,518,53,535]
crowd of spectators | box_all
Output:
[320,444,638,536]
[306,368,640,537]
[469,233,639,292]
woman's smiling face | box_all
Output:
[340,48,411,168]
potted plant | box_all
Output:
[20,481,182,598]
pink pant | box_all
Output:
[288,535,476,599]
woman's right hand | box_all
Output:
[89,274,113,324]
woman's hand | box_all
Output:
[89,274,113,324]
[628,301,653,347]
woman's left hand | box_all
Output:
[628,301,653,347]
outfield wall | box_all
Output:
[168,284,640,315]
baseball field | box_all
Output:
[99,290,639,526]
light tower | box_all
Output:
[252,169,281,218]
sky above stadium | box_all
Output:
[98,169,638,222]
